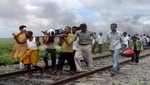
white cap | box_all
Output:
[47,28,55,35]
[23,27,27,31]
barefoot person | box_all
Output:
[11,25,28,70]
[55,26,76,80]
[21,31,43,78]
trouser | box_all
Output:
[97,44,102,53]
[74,44,93,72]
[121,44,127,53]
[131,50,140,63]
[92,43,96,52]
[43,48,56,68]
[73,50,88,66]
[110,49,120,72]
[57,52,76,72]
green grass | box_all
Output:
[93,44,109,54]
[0,38,19,65]
[138,80,150,85]
[0,57,19,65]
[0,38,14,56]
[0,38,61,65]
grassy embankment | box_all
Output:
[0,38,18,65]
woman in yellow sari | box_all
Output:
[11,25,28,69]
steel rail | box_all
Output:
[49,53,150,85]
[0,54,111,78]
[0,47,150,80]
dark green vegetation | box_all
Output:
[0,38,109,65]
[0,38,19,65]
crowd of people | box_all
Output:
[11,23,146,79]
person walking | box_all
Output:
[121,32,130,54]
[103,23,124,75]
[74,23,96,72]
[55,26,76,80]
[11,25,28,70]
[96,32,104,53]
[129,36,143,65]
[21,31,43,78]
[42,29,56,70]
[91,32,97,54]
[72,26,88,66]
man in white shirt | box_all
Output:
[122,32,130,53]
[96,32,103,53]
[103,23,124,75]
[142,34,149,47]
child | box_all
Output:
[129,36,143,65]
[21,31,43,78]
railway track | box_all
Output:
[0,48,150,85]
[0,51,112,78]
[67,54,150,85]
[50,49,150,85]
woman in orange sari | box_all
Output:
[11,25,28,70]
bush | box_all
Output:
[93,44,109,54]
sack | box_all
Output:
[45,37,50,45]
[123,49,134,57]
